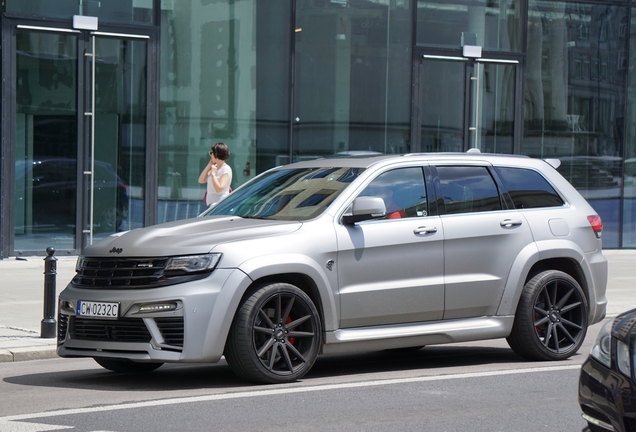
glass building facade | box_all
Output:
[0,0,634,257]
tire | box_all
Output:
[93,357,163,373]
[507,270,589,361]
[224,282,322,384]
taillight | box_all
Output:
[587,215,603,238]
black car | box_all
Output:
[579,310,636,431]
[15,158,128,232]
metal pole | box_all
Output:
[41,247,57,338]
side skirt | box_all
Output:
[321,316,514,355]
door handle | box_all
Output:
[500,219,523,228]
[414,226,438,235]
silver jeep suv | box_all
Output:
[57,152,608,383]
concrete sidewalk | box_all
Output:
[0,250,634,363]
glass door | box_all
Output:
[14,27,80,252]
[415,53,519,154]
[84,33,148,246]
[12,25,149,254]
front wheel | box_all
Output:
[507,270,589,361]
[224,283,322,384]
[93,357,163,373]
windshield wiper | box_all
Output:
[239,215,273,220]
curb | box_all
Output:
[0,346,58,362]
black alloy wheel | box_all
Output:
[225,283,321,384]
[507,270,589,361]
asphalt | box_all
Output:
[0,250,634,363]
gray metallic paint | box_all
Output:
[57,153,608,365]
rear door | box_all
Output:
[434,164,533,319]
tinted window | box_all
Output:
[437,166,502,214]
[495,167,564,209]
[359,167,428,219]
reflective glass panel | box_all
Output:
[525,1,627,248]
[6,0,154,24]
[158,0,258,223]
[14,30,78,252]
[420,58,515,153]
[89,36,147,241]
[416,0,524,51]
[294,0,412,158]
[471,61,515,154]
[420,58,465,152]
[623,8,636,247]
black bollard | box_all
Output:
[41,246,57,338]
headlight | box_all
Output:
[617,340,631,377]
[590,320,613,368]
[164,253,222,274]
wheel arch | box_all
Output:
[524,258,587,296]
[200,260,335,362]
[237,254,338,331]
[201,255,338,361]
[497,241,591,318]
[242,273,326,337]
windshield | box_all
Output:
[202,167,365,221]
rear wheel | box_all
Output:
[93,357,163,373]
[507,270,588,361]
[224,282,321,384]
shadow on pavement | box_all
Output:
[2,344,545,392]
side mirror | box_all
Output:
[343,196,387,224]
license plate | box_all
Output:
[77,301,119,318]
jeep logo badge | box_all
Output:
[109,247,123,254]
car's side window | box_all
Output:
[436,166,502,214]
[359,167,428,219]
[494,166,565,209]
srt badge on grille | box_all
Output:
[137,263,154,268]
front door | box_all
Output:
[413,51,521,154]
[11,24,150,255]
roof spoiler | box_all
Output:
[544,158,561,169]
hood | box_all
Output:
[83,216,302,258]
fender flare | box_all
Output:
[200,254,338,360]
[496,239,590,317]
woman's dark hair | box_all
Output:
[211,142,230,160]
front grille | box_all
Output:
[72,257,170,288]
[58,313,69,343]
[625,417,636,432]
[156,317,185,347]
[66,316,184,348]
[70,316,151,343]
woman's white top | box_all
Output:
[206,164,233,206]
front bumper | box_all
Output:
[579,355,636,432]
[57,267,251,364]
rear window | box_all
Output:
[436,166,502,214]
[495,167,564,209]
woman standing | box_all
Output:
[198,142,232,207]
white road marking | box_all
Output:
[0,420,72,431]
[1,365,581,429]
